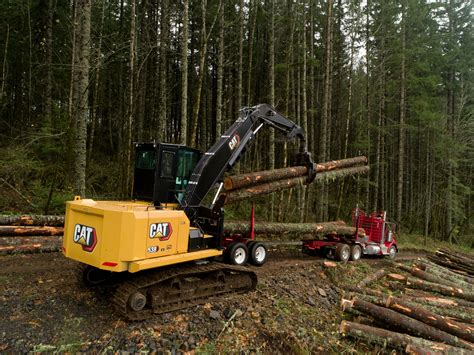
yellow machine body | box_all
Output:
[62,197,222,273]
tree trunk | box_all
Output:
[180,0,189,145]
[340,320,469,354]
[0,226,64,236]
[342,297,474,349]
[215,0,224,137]
[224,156,367,191]
[397,0,406,224]
[223,220,362,238]
[383,295,474,343]
[356,269,387,288]
[318,0,333,221]
[0,215,65,226]
[389,274,474,302]
[72,0,92,197]
[223,166,369,203]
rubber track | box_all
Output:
[112,262,257,321]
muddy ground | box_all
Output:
[0,249,423,353]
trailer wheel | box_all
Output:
[335,243,350,262]
[227,242,249,265]
[350,244,362,261]
[388,245,397,259]
[249,242,267,266]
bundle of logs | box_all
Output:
[222,156,368,203]
[340,250,474,353]
[0,216,364,255]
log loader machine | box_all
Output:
[63,104,315,320]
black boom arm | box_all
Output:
[179,104,314,225]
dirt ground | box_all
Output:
[0,249,423,353]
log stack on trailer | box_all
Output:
[339,251,474,353]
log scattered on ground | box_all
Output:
[341,284,388,298]
[223,220,364,237]
[388,273,474,302]
[223,166,369,204]
[396,263,465,290]
[0,226,64,237]
[0,214,65,226]
[340,320,469,354]
[428,254,474,276]
[223,156,368,190]
[356,269,387,288]
[416,259,474,286]
[0,243,60,255]
[383,295,474,343]
[341,297,474,349]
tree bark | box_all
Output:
[223,166,369,203]
[0,226,64,236]
[215,0,224,137]
[340,320,469,354]
[223,220,362,238]
[417,259,474,286]
[224,156,368,191]
[0,215,64,226]
[388,274,474,302]
[356,269,387,288]
[383,295,474,343]
[72,0,92,197]
[341,297,474,349]
[180,0,189,145]
[397,263,471,292]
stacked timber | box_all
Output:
[222,156,368,203]
[340,249,474,353]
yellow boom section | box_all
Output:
[62,198,222,273]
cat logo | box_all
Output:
[149,222,173,241]
[73,224,97,252]
[228,134,240,151]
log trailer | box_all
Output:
[62,104,315,319]
[302,207,398,262]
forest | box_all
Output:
[0,0,472,245]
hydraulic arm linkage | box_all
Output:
[179,104,315,235]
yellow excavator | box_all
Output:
[63,104,315,319]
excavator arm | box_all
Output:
[179,104,315,228]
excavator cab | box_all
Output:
[133,143,201,206]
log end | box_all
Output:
[341,298,354,312]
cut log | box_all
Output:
[407,278,474,302]
[223,220,364,237]
[0,226,64,236]
[341,297,474,349]
[223,156,368,190]
[339,320,470,354]
[428,255,474,276]
[0,243,60,255]
[417,259,474,286]
[0,215,65,226]
[223,166,369,204]
[356,269,387,288]
[396,263,465,291]
[340,284,389,298]
[387,273,407,282]
[403,288,474,309]
[384,295,474,343]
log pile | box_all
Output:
[340,249,474,353]
[222,156,368,204]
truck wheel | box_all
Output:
[350,244,362,261]
[227,242,249,266]
[335,243,350,263]
[249,242,267,266]
[388,245,397,259]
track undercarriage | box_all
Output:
[80,262,257,321]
